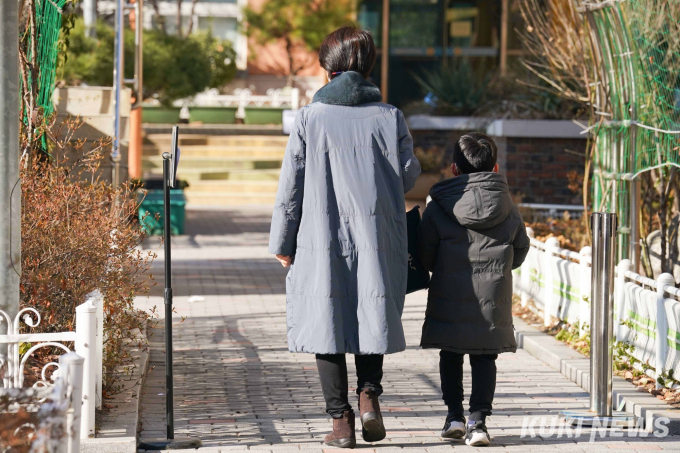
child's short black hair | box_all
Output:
[451,132,498,174]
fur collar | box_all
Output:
[312,71,382,106]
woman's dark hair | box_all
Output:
[319,26,377,79]
[452,132,498,174]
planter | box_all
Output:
[142,107,181,124]
[406,173,443,200]
[189,106,237,124]
[244,107,284,125]
[138,189,187,235]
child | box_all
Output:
[418,132,530,446]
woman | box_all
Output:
[269,27,420,449]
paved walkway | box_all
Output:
[135,206,680,452]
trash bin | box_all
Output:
[138,189,187,235]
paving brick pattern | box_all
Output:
[135,206,680,452]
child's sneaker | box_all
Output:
[465,420,490,446]
[441,414,466,439]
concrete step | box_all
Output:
[185,192,276,205]
[185,180,279,194]
[143,168,281,182]
[142,145,286,158]
[143,124,284,136]
[142,156,282,171]
[143,134,289,148]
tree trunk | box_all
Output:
[658,167,676,274]
[149,0,166,34]
[185,0,199,36]
[285,38,295,87]
[176,0,183,36]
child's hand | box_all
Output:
[276,255,292,268]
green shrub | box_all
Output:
[59,19,237,106]
[411,60,489,116]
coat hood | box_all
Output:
[429,172,514,230]
[312,71,382,106]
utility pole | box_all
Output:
[0,0,21,349]
[112,0,125,186]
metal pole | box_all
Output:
[163,154,174,439]
[112,0,125,186]
[563,213,636,428]
[595,213,616,416]
[380,0,390,102]
[138,147,200,451]
[0,0,21,354]
[589,212,604,413]
[128,0,144,180]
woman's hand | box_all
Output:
[276,255,292,268]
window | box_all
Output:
[198,16,239,44]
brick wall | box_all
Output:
[410,127,586,206]
[503,136,585,205]
[410,129,472,151]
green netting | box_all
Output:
[584,0,680,260]
[22,0,68,142]
[35,0,69,119]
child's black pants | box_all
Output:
[440,350,498,420]
[316,353,383,418]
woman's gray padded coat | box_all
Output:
[418,173,530,354]
[269,72,422,355]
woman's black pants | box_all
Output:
[440,350,498,421]
[316,354,384,418]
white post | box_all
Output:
[655,273,675,389]
[236,89,249,119]
[521,227,534,308]
[291,88,300,110]
[60,352,84,453]
[544,237,561,326]
[616,259,633,343]
[579,246,592,337]
[75,301,96,438]
[85,291,104,410]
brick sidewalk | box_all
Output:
[135,206,680,452]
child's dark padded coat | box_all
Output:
[418,172,530,354]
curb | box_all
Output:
[513,316,680,434]
[81,323,150,452]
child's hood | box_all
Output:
[429,172,515,230]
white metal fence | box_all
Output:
[0,291,104,439]
[172,87,303,120]
[514,228,680,384]
[0,352,84,453]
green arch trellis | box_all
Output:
[22,0,69,147]
[582,0,680,261]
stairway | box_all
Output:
[142,134,286,205]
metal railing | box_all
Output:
[167,87,301,121]
[0,291,104,439]
[0,352,84,452]
[518,203,585,221]
[514,227,680,389]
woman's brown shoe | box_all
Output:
[324,410,356,448]
[358,389,386,442]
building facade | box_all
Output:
[98,0,522,106]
